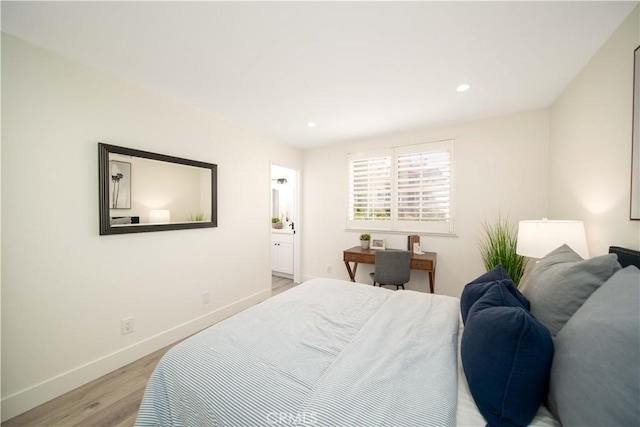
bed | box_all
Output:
[136,246,639,426]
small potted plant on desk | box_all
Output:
[360,233,371,249]
[272,217,283,229]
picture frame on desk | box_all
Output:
[370,237,386,250]
[408,235,420,251]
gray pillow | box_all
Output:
[547,266,640,426]
[522,244,621,336]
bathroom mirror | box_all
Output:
[98,143,217,235]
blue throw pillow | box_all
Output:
[460,265,530,324]
[461,284,554,427]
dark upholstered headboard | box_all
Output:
[609,246,640,268]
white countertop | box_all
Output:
[271,228,294,234]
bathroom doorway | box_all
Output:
[270,164,300,284]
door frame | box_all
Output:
[270,163,301,283]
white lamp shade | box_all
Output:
[517,220,589,259]
[149,209,171,224]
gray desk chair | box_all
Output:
[370,250,412,290]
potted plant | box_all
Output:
[360,233,371,249]
[188,212,206,222]
[272,217,283,229]
[478,215,526,287]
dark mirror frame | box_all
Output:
[99,143,217,235]
[631,45,640,220]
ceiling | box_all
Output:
[2,1,637,149]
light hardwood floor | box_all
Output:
[271,275,295,295]
[2,276,297,427]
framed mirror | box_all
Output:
[632,46,640,220]
[98,143,217,235]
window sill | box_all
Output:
[345,228,458,238]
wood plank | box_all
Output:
[72,388,146,427]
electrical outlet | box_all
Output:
[326,265,332,274]
[202,291,210,304]
[121,317,134,335]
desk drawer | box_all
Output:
[411,259,433,270]
[361,254,375,263]
[343,253,375,264]
[344,253,362,263]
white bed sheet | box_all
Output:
[136,278,461,426]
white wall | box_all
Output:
[0,34,302,420]
[301,109,550,298]
[549,6,640,254]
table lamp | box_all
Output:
[516,219,589,259]
[149,209,171,224]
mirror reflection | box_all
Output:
[109,154,212,226]
[99,143,217,235]
[271,165,295,226]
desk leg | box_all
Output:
[344,261,358,282]
[428,270,435,293]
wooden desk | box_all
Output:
[343,246,437,293]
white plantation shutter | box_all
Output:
[348,151,392,230]
[395,141,454,233]
[347,140,455,234]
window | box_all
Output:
[347,140,454,234]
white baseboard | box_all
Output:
[1,288,271,422]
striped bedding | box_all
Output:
[135,278,460,426]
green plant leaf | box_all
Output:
[478,214,526,286]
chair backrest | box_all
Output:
[374,250,412,285]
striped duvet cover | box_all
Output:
[135,278,460,427]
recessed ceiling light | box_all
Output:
[456,84,470,92]
[307,121,316,128]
